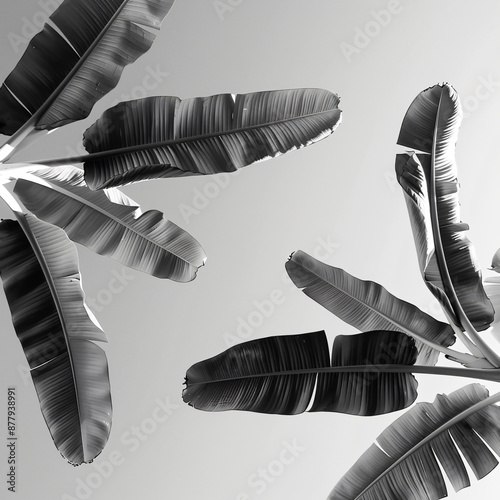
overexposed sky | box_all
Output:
[2,1,500,499]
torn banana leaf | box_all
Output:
[396,84,493,332]
[82,88,342,189]
[329,383,500,500]
[184,330,418,417]
[0,0,174,134]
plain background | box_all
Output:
[2,0,500,498]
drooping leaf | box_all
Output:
[0,0,175,135]
[396,84,493,331]
[183,330,418,417]
[81,88,342,189]
[13,166,206,282]
[285,250,455,366]
[0,215,111,465]
[329,383,500,500]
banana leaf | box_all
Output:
[184,330,418,417]
[80,88,342,189]
[0,215,111,465]
[13,166,206,282]
[0,0,174,135]
[396,84,493,332]
[329,383,500,500]
[286,250,455,366]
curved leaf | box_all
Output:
[183,330,418,417]
[13,166,206,282]
[396,84,493,332]
[0,215,111,465]
[0,0,174,135]
[285,250,455,366]
[329,383,500,500]
[81,88,342,189]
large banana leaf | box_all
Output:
[13,166,206,282]
[285,250,455,366]
[0,0,174,135]
[0,215,111,465]
[183,330,418,417]
[396,84,493,332]
[329,383,500,500]
[80,88,342,189]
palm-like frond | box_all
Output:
[0,0,174,135]
[81,88,342,189]
[13,166,206,282]
[183,330,418,417]
[285,251,455,366]
[396,84,493,332]
[329,383,500,500]
[0,215,111,465]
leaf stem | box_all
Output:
[441,307,485,359]
[186,364,500,386]
[0,183,23,214]
[0,115,41,163]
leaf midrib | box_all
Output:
[291,256,448,356]
[16,171,202,268]
[27,106,342,167]
[187,363,500,387]
[14,213,85,457]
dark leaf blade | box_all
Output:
[0,0,174,135]
[312,331,417,415]
[82,88,342,189]
[329,384,500,500]
[13,166,206,282]
[286,250,455,366]
[0,217,111,464]
[184,332,329,415]
[183,330,418,417]
[396,84,494,331]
